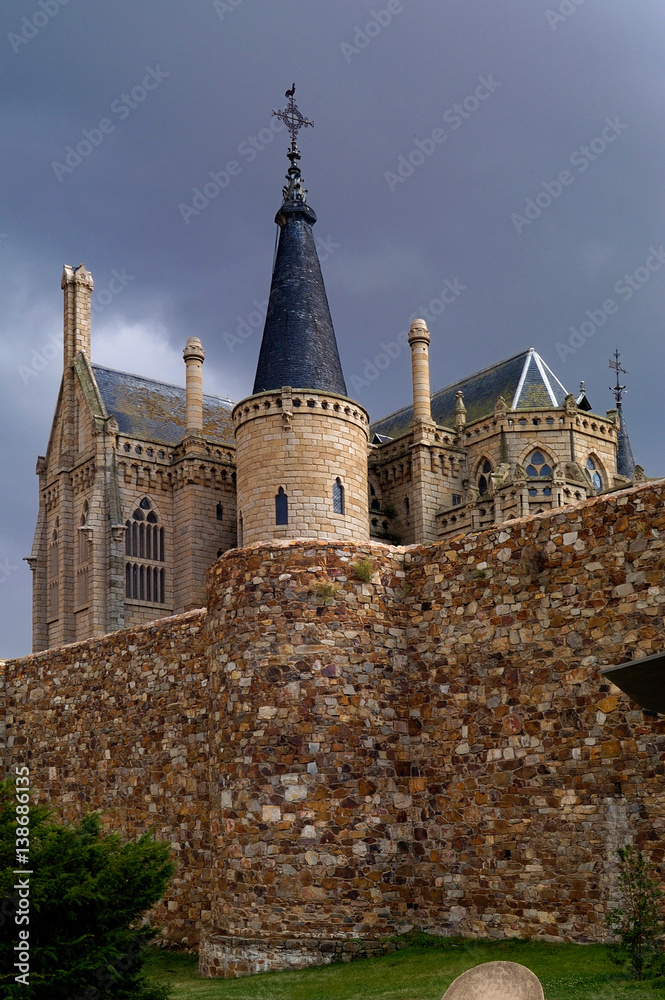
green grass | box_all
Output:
[145,935,665,999]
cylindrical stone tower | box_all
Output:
[234,388,369,544]
[408,318,432,423]
[233,102,369,546]
[183,336,205,435]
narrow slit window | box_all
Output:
[275,487,288,525]
[332,478,344,515]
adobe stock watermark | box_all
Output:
[16,267,133,383]
[0,556,19,585]
[384,75,501,192]
[555,244,665,362]
[340,0,415,63]
[51,65,169,182]
[178,116,286,224]
[511,116,628,234]
[546,0,588,31]
[223,236,340,352]
[17,331,60,385]
[349,276,466,393]
[212,0,245,21]
[8,0,72,54]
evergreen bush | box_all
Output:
[0,779,174,999]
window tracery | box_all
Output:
[124,498,165,604]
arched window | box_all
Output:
[525,450,552,478]
[585,456,603,491]
[332,478,345,515]
[125,498,165,604]
[77,501,89,566]
[48,518,59,619]
[477,458,493,495]
[275,487,288,525]
[216,502,224,521]
[76,501,90,607]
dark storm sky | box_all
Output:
[1,0,663,657]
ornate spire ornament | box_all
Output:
[609,349,627,406]
[609,349,636,478]
[272,85,314,203]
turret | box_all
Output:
[233,89,369,546]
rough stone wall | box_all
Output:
[405,480,665,941]
[4,610,210,946]
[201,540,410,976]
[5,479,665,978]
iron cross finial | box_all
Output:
[609,349,628,403]
[272,85,314,153]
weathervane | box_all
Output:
[272,84,314,153]
[272,85,314,203]
[609,349,628,406]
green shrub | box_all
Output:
[605,844,665,980]
[0,779,174,999]
[314,579,340,602]
[352,558,376,582]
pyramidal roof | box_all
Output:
[370,347,569,440]
[251,135,347,396]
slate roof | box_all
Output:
[252,195,347,396]
[91,365,235,446]
[370,348,569,441]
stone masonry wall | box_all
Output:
[233,389,370,545]
[402,480,665,942]
[4,479,665,978]
[3,610,210,946]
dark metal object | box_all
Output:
[251,89,347,397]
[272,85,314,153]
[601,652,665,714]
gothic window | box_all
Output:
[76,501,90,607]
[477,458,493,496]
[48,518,59,619]
[124,498,165,604]
[275,487,288,525]
[585,456,603,491]
[525,450,552,478]
[332,478,344,515]
[77,501,89,565]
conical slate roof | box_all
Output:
[252,157,347,396]
[370,347,568,440]
[616,402,636,478]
